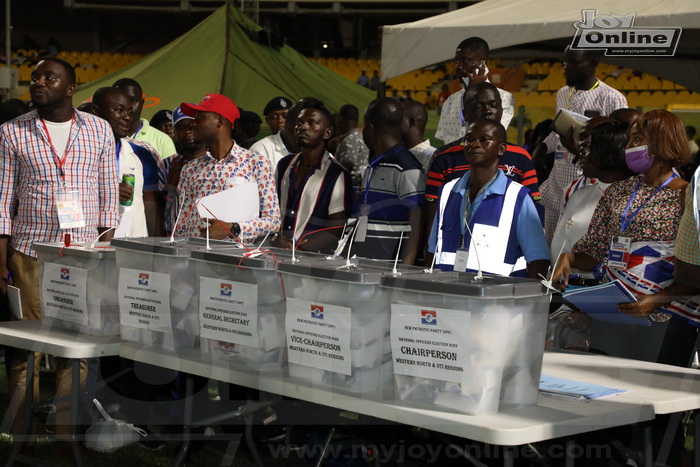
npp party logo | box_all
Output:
[421,309,437,325]
[310,304,324,320]
[60,268,70,280]
[138,273,149,286]
[220,283,232,297]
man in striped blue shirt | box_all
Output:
[352,98,426,265]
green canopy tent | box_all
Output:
[73,1,375,120]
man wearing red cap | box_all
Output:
[174,94,280,240]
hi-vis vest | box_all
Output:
[434,177,529,276]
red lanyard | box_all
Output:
[41,114,75,183]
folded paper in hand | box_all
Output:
[197,182,259,222]
[553,109,590,139]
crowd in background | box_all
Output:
[1,34,700,462]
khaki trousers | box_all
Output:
[7,249,87,438]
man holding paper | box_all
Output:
[174,94,280,241]
[532,47,627,242]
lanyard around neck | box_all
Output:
[566,79,599,109]
[621,174,676,232]
[131,121,143,139]
[362,153,386,205]
[41,114,75,183]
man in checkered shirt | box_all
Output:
[532,47,627,243]
[0,57,120,438]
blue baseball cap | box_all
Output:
[172,105,194,126]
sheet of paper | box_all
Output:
[7,285,22,320]
[539,374,626,400]
[196,183,259,223]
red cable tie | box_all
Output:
[294,225,344,251]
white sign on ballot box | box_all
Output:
[118,268,172,333]
[285,297,351,375]
[390,304,470,382]
[41,262,88,325]
[199,277,258,347]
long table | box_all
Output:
[0,320,121,467]
[120,343,655,467]
[544,349,700,466]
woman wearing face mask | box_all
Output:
[552,109,699,366]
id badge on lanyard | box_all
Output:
[453,247,469,272]
[56,186,86,230]
[355,203,370,242]
[554,142,566,161]
[607,235,631,269]
[356,156,384,244]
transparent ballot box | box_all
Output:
[190,247,287,371]
[278,256,424,395]
[381,272,550,414]
[112,237,235,351]
[35,242,119,336]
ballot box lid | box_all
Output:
[381,271,548,298]
[110,237,234,256]
[33,241,116,259]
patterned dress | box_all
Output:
[573,175,683,322]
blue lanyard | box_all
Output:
[116,139,122,167]
[131,121,143,139]
[362,154,385,206]
[621,174,676,232]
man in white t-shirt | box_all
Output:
[113,78,177,161]
[93,87,166,237]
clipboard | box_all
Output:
[563,280,652,326]
[7,285,22,320]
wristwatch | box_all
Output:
[231,222,241,238]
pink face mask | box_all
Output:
[625,145,654,173]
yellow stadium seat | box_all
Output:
[75,67,88,84]
[646,77,662,90]
[18,63,32,83]
[625,91,640,107]
[628,77,643,90]
[661,79,675,90]
[636,91,652,106]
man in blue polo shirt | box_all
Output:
[428,119,549,278]
[425,82,540,240]
[353,98,425,265]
